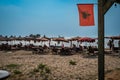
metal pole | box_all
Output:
[98,0,105,80]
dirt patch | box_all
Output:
[0,50,120,80]
[105,69,120,80]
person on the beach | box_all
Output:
[79,44,83,51]
[72,44,76,52]
[55,43,56,47]
[43,44,47,49]
[108,40,112,50]
[118,40,120,58]
[62,43,64,48]
[118,40,120,50]
[111,39,114,52]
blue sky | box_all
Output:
[0,0,120,37]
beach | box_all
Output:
[0,50,120,80]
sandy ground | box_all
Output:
[0,50,120,80]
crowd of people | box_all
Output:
[108,39,120,51]
[107,39,120,57]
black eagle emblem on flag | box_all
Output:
[81,11,91,19]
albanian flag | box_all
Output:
[77,4,95,26]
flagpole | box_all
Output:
[98,0,105,80]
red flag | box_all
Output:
[77,4,95,26]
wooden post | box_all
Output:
[98,0,105,80]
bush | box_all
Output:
[38,63,46,70]
[28,63,52,80]
[33,68,39,72]
[6,64,19,68]
[13,70,22,74]
[69,60,77,65]
[44,67,51,74]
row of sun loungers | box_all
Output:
[31,45,99,56]
[1,43,113,56]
